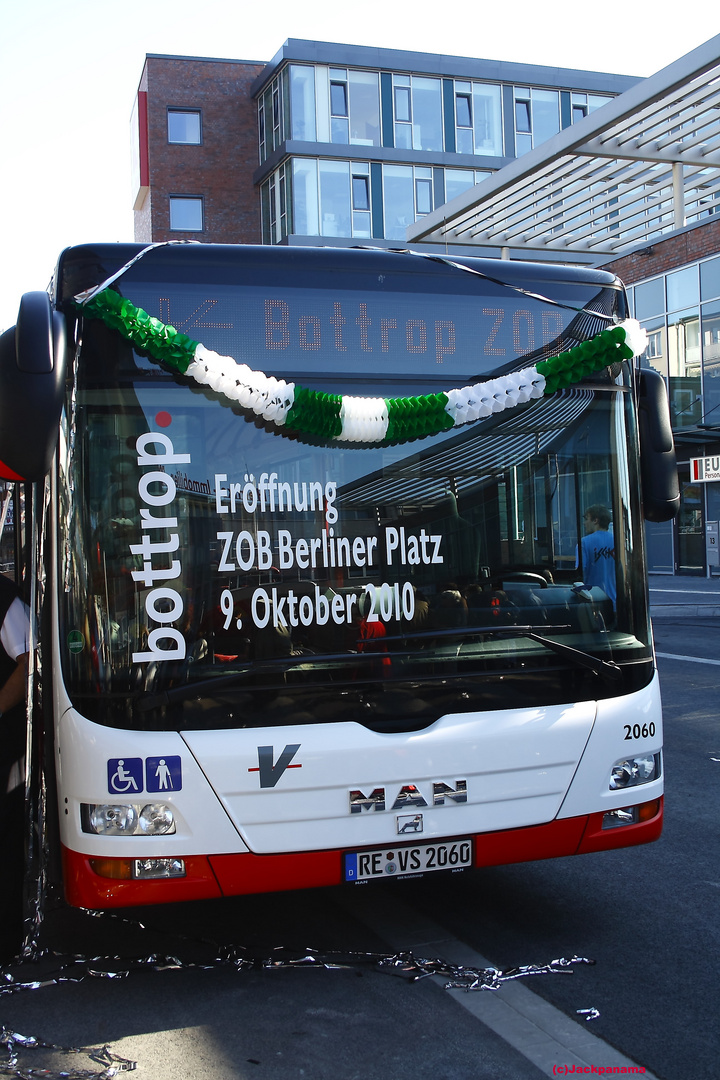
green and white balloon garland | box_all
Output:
[78,288,646,445]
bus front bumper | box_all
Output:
[61,796,663,909]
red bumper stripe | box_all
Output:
[61,798,663,909]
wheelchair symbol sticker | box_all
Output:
[108,758,143,794]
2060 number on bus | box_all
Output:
[344,840,473,882]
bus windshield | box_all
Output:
[56,245,651,732]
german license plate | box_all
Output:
[344,839,473,882]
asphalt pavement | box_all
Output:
[649,573,720,617]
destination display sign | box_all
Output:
[128,282,576,379]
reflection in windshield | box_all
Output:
[58,337,651,731]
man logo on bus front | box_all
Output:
[248,744,303,788]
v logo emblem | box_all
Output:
[254,744,302,788]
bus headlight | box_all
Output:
[84,804,138,835]
[81,803,176,835]
[609,752,661,790]
[138,803,176,835]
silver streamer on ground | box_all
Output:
[1,1025,136,1078]
[1,907,595,1077]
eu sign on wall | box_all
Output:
[691,456,720,482]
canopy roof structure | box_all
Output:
[407,35,720,261]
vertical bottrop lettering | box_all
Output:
[131,432,191,664]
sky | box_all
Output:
[0,0,719,331]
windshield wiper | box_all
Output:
[525,632,622,682]
[136,622,621,711]
[383,622,622,682]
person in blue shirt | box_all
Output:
[580,504,616,604]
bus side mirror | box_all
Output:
[0,292,67,481]
[637,367,679,523]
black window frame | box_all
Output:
[352,174,370,212]
[330,80,349,118]
[514,99,531,134]
[168,195,205,233]
[455,93,472,129]
[167,108,203,145]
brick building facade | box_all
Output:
[600,218,720,288]
[133,56,264,244]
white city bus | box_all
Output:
[0,242,678,915]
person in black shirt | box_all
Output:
[0,575,30,963]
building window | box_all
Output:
[470,84,503,157]
[444,167,493,203]
[289,65,317,141]
[352,176,369,210]
[291,159,319,236]
[393,75,443,152]
[259,98,266,161]
[347,71,380,145]
[261,163,291,244]
[634,277,665,320]
[383,164,434,240]
[258,74,288,163]
[455,82,473,155]
[286,65,380,148]
[394,80,411,125]
[351,164,371,237]
[317,160,372,238]
[415,176,433,215]
[513,87,560,155]
[571,93,588,123]
[286,159,372,241]
[456,93,472,129]
[701,256,720,301]
[640,318,667,379]
[646,328,663,361]
[326,68,380,146]
[330,69,349,143]
[701,300,720,424]
[285,160,496,242]
[330,79,348,117]
[667,266,699,311]
[571,91,613,124]
[319,159,351,236]
[515,94,531,134]
[384,164,414,239]
[169,196,203,231]
[167,109,201,144]
[668,310,701,429]
[589,93,613,113]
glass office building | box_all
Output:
[253,41,633,247]
[626,252,720,575]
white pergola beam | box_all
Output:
[407,34,720,254]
